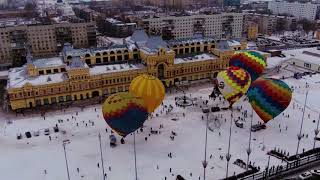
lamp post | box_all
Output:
[226,112,233,178]
[313,114,320,149]
[246,109,254,170]
[202,111,209,180]
[98,133,106,180]
[62,139,71,180]
[296,91,309,155]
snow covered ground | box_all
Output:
[1,68,320,180]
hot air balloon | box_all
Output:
[216,66,251,107]
[102,92,148,137]
[129,74,165,113]
[229,51,266,81]
[247,78,292,123]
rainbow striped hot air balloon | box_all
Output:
[102,92,148,137]
[229,51,266,82]
[247,78,292,123]
[217,66,251,107]
[129,74,165,113]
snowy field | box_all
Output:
[1,70,320,180]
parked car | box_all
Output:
[251,124,266,132]
[211,107,220,112]
[33,131,40,137]
[25,131,32,138]
[17,133,22,140]
[298,171,312,180]
[44,128,50,135]
[235,121,244,128]
[310,169,320,176]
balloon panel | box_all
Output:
[129,74,165,113]
[102,92,148,137]
[217,66,251,106]
[230,51,266,81]
[247,78,292,123]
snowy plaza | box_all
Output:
[1,61,320,180]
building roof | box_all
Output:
[89,63,146,76]
[7,67,66,88]
[216,40,231,50]
[174,53,219,64]
[32,57,65,69]
[144,36,168,51]
[69,56,86,69]
[131,29,149,43]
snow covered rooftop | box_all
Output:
[227,40,241,46]
[32,57,65,69]
[7,67,66,89]
[174,53,218,64]
[89,63,146,76]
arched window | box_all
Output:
[103,52,108,56]
[96,52,101,56]
[85,54,90,57]
[110,51,115,55]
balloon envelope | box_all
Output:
[247,78,292,123]
[216,66,251,107]
[229,51,266,81]
[102,92,148,137]
[129,74,165,113]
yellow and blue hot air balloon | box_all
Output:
[129,74,165,113]
[102,92,148,137]
[216,66,251,107]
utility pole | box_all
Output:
[296,91,308,155]
[202,111,209,180]
[98,133,106,180]
[313,114,320,149]
[62,140,71,180]
[246,109,254,170]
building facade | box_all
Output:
[141,13,244,39]
[246,22,258,40]
[0,20,96,70]
[6,30,248,110]
[105,18,137,38]
[244,13,297,35]
[268,1,319,20]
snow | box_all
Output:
[2,55,320,179]
[174,53,219,64]
[32,57,65,69]
[7,67,66,88]
[89,64,146,76]
[0,70,8,79]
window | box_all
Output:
[54,69,59,73]
[39,70,44,75]
[96,58,101,64]
[61,68,66,72]
[117,55,122,61]
[103,57,108,62]
[304,63,311,68]
[46,69,52,74]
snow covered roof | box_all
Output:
[145,36,168,50]
[167,36,216,46]
[89,63,146,76]
[174,53,219,64]
[131,30,149,43]
[69,56,86,69]
[216,40,231,50]
[7,67,66,89]
[227,40,241,46]
[32,57,65,69]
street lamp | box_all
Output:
[62,139,71,180]
[202,110,209,180]
[296,91,309,155]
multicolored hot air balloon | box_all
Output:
[216,66,251,107]
[247,78,292,123]
[229,51,266,81]
[102,92,148,137]
[129,74,165,113]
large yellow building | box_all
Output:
[6,30,247,110]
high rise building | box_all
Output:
[268,1,319,20]
[0,19,96,70]
[141,13,243,39]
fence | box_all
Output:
[238,153,320,180]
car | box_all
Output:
[251,124,266,132]
[211,107,220,112]
[310,169,320,176]
[44,128,50,135]
[235,121,244,128]
[33,131,40,137]
[25,131,32,138]
[298,171,312,179]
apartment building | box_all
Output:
[244,13,297,35]
[142,13,243,39]
[268,1,319,20]
[0,19,96,70]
